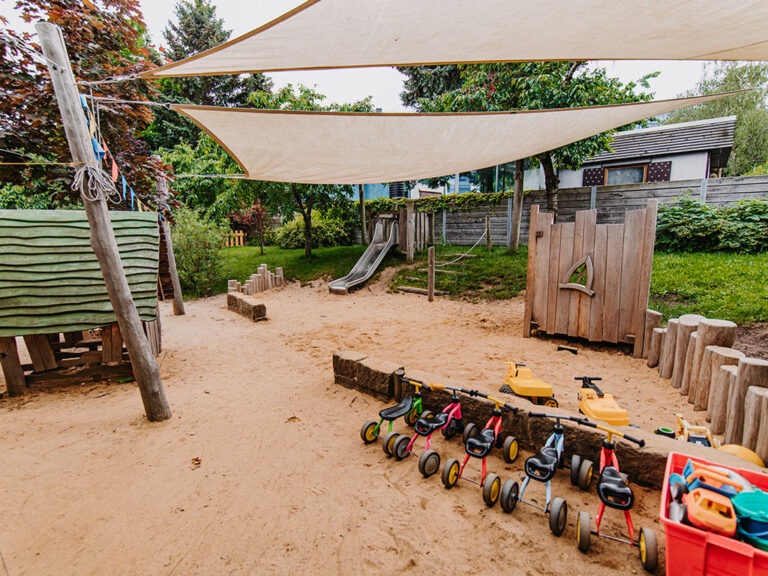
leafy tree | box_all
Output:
[665,62,768,176]
[0,0,168,205]
[229,200,273,254]
[397,65,462,110]
[171,206,227,297]
[247,85,373,259]
[420,62,655,218]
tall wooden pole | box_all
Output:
[156,180,185,316]
[509,159,525,253]
[427,246,435,302]
[37,22,171,421]
[358,184,368,245]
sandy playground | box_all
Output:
[0,272,718,576]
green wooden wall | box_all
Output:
[0,210,159,337]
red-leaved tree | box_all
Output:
[229,200,273,254]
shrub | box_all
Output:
[275,212,351,249]
[656,196,768,253]
[171,207,227,297]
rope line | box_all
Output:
[85,95,172,109]
[174,174,247,179]
[71,165,121,204]
[77,74,139,86]
[434,229,487,267]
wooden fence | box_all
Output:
[225,230,245,247]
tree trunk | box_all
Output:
[359,184,368,245]
[509,159,524,252]
[539,153,559,220]
[303,208,312,260]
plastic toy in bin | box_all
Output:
[734,490,768,552]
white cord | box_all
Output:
[435,229,487,267]
[71,165,121,204]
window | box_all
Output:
[604,165,647,185]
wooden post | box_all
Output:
[0,337,26,396]
[428,212,435,246]
[688,319,737,405]
[23,334,58,371]
[643,310,662,359]
[658,319,679,380]
[647,327,665,368]
[37,22,171,421]
[406,201,415,263]
[427,246,435,302]
[674,314,705,392]
[508,159,524,252]
[701,346,745,416]
[522,204,539,338]
[161,218,185,316]
[756,403,768,464]
[632,201,658,358]
[711,365,738,435]
[358,184,368,245]
[485,215,491,251]
[742,387,768,451]
[680,332,698,395]
[725,358,768,445]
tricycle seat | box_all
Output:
[414,412,450,436]
[379,397,414,420]
[525,446,558,482]
[465,428,496,459]
[597,466,634,510]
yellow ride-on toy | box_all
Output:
[576,377,629,427]
[500,362,558,407]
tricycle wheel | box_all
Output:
[382,431,400,457]
[548,497,567,536]
[482,473,501,507]
[441,418,458,439]
[392,434,411,461]
[361,420,378,444]
[544,396,558,408]
[403,409,419,427]
[502,436,519,464]
[420,410,433,421]
[462,423,478,446]
[639,527,658,573]
[570,455,582,486]
[442,458,460,489]
[500,479,519,513]
[418,450,441,478]
[578,459,594,491]
[577,511,591,552]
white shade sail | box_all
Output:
[141,0,768,78]
[173,93,728,185]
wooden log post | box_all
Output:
[643,310,662,359]
[37,22,170,421]
[742,387,768,451]
[711,365,739,435]
[725,358,768,445]
[673,314,705,392]
[160,217,185,316]
[427,246,435,302]
[0,337,26,396]
[647,327,665,368]
[680,332,698,394]
[703,347,745,418]
[406,200,415,263]
[485,215,491,251]
[755,402,768,464]
[428,212,435,246]
[658,318,679,380]
[23,334,58,371]
[688,319,737,405]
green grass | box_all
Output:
[650,252,768,324]
[388,245,529,301]
[218,244,404,293]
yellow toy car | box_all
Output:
[576,377,629,427]
[500,362,558,407]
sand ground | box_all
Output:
[0,275,709,575]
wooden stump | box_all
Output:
[647,327,665,368]
[711,365,738,435]
[725,358,768,445]
[742,386,768,451]
[755,403,768,464]
[0,336,26,396]
[659,319,679,380]
[701,347,745,415]
[643,310,662,359]
[679,332,698,395]
[673,314,705,391]
[687,319,737,405]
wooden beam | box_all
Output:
[427,246,435,302]
[23,334,58,371]
[36,22,170,421]
[0,337,26,396]
[157,184,185,316]
[522,204,539,337]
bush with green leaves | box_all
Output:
[656,196,768,253]
[171,207,227,297]
[275,212,351,249]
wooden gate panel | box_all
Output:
[567,211,587,338]
[546,223,562,335]
[577,210,597,340]
[632,200,659,356]
[531,211,553,326]
[588,224,608,342]
[618,209,646,343]
[555,222,575,336]
[602,224,625,343]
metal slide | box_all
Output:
[329,220,399,294]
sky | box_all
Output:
[137,0,710,111]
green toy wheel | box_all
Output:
[578,459,594,491]
[442,458,460,489]
[549,497,567,536]
[361,420,378,444]
[382,431,400,457]
[482,473,501,507]
[462,423,478,446]
[418,450,441,478]
[577,511,591,552]
[392,434,411,461]
[500,479,519,513]
[502,436,519,464]
[570,455,582,486]
[639,527,658,573]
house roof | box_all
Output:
[586,116,737,164]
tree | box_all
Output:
[397,65,462,111]
[247,85,373,260]
[0,1,169,206]
[229,200,273,254]
[420,62,655,220]
[665,62,768,176]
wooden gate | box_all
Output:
[523,201,657,357]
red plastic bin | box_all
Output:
[661,452,768,576]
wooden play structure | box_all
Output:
[523,201,658,357]
[0,210,163,396]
